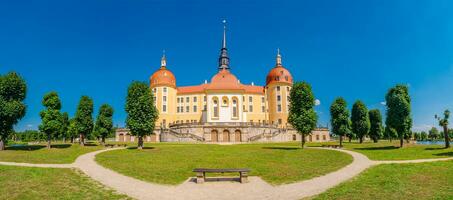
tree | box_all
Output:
[384,126,397,142]
[330,97,350,147]
[429,127,440,141]
[94,104,114,145]
[435,110,450,148]
[67,118,78,143]
[413,132,421,141]
[75,96,94,146]
[420,131,428,141]
[60,112,69,143]
[125,81,158,149]
[385,84,412,148]
[368,109,383,143]
[351,100,370,143]
[39,92,63,149]
[0,72,27,150]
[345,121,355,143]
[288,82,318,148]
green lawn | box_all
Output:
[0,165,130,200]
[311,160,453,200]
[95,142,353,185]
[0,143,103,164]
[308,141,453,160]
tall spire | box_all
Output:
[160,50,167,69]
[218,20,230,71]
[276,48,282,67]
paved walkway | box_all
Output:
[1,147,452,200]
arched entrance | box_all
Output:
[119,134,124,142]
[125,134,131,142]
[211,130,218,142]
[235,130,242,142]
[223,130,230,142]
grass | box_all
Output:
[95,142,353,185]
[0,143,104,164]
[308,141,453,160]
[0,165,130,200]
[311,160,453,200]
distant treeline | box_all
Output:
[10,129,117,143]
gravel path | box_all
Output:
[0,147,452,200]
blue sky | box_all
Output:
[1,0,452,132]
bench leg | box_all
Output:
[196,172,204,184]
[240,172,248,183]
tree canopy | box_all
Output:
[125,81,158,149]
[94,104,114,145]
[429,127,440,140]
[385,84,412,147]
[435,109,450,148]
[330,97,350,147]
[351,100,370,143]
[0,72,27,150]
[39,92,63,148]
[368,109,383,143]
[75,96,94,146]
[288,82,318,148]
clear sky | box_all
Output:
[1,0,452,132]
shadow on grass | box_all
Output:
[5,145,46,151]
[51,144,72,149]
[433,152,453,157]
[354,146,399,151]
[83,143,99,147]
[262,146,300,150]
[425,147,446,150]
[126,146,155,150]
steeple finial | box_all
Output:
[276,48,282,67]
[218,20,230,71]
[161,50,167,68]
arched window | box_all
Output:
[213,98,219,118]
[222,96,229,107]
[232,98,238,118]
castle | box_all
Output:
[116,23,329,143]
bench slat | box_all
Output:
[193,168,250,173]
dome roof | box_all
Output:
[266,65,293,86]
[150,67,176,88]
[207,69,242,90]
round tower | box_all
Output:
[150,53,177,128]
[265,49,293,127]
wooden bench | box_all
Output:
[192,168,250,184]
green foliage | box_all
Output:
[351,100,370,143]
[0,72,27,150]
[67,118,78,142]
[385,84,412,147]
[413,132,421,141]
[288,82,318,148]
[14,130,45,142]
[59,112,69,140]
[94,104,114,143]
[125,81,158,148]
[420,131,428,141]
[330,97,350,146]
[384,126,397,141]
[75,96,94,144]
[435,109,450,148]
[39,92,63,148]
[368,109,383,142]
[428,127,440,140]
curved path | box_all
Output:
[1,147,452,200]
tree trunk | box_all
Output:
[359,137,363,144]
[348,137,352,143]
[444,125,450,148]
[46,134,51,149]
[138,136,143,149]
[400,137,404,148]
[79,134,85,146]
[101,136,105,146]
[339,135,343,147]
[63,137,66,143]
[70,136,74,144]
[301,134,305,149]
[373,137,378,143]
[0,139,5,151]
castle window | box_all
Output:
[280,71,284,75]
[181,98,184,103]
[204,105,207,111]
[277,104,282,112]
[249,105,253,112]
[163,96,167,102]
[177,98,180,103]
[204,96,207,102]
[249,96,253,103]
[186,106,189,113]
[177,107,180,113]
[262,106,265,113]
[186,97,190,103]
[213,99,219,118]
[277,95,281,101]
[261,97,265,103]
[316,135,320,141]
[193,97,197,102]
[162,105,167,112]
[277,86,280,91]
[193,105,197,112]
[163,87,167,93]
[232,99,238,118]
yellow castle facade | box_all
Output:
[116,23,329,143]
